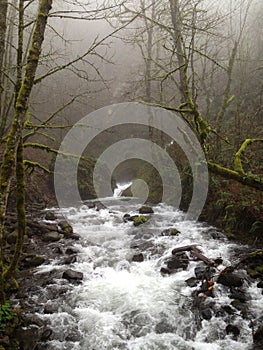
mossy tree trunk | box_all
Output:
[0,0,8,135]
[0,0,53,304]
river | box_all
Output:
[35,188,263,350]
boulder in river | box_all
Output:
[62,269,83,282]
[58,221,73,233]
[132,253,144,262]
[133,216,148,227]
[44,212,57,221]
[42,231,64,242]
[139,206,154,214]
[160,228,180,236]
[217,272,243,287]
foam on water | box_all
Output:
[37,201,262,350]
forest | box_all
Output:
[0,0,262,349]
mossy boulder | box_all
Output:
[42,231,63,242]
[139,206,154,214]
[58,221,73,233]
[45,212,57,221]
[22,255,45,268]
[161,228,180,236]
[133,216,148,227]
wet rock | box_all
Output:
[194,265,215,280]
[58,221,73,233]
[230,299,247,316]
[65,330,81,342]
[160,267,171,275]
[226,324,240,337]
[85,201,96,209]
[160,228,180,236]
[45,212,57,221]
[52,246,64,254]
[221,305,235,315]
[257,280,263,289]
[42,231,64,242]
[166,252,189,270]
[139,206,154,214]
[95,202,107,211]
[185,277,198,287]
[41,327,53,341]
[253,326,263,348]
[132,253,144,262]
[23,315,45,327]
[201,307,212,320]
[22,255,45,268]
[249,221,263,236]
[133,215,148,227]
[123,214,139,222]
[15,326,40,350]
[62,269,83,281]
[44,303,58,314]
[229,289,248,303]
[155,320,174,334]
[65,247,79,255]
[60,255,77,265]
[217,272,243,287]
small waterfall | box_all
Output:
[113,182,132,197]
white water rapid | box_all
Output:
[35,197,263,350]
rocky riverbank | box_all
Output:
[2,204,263,349]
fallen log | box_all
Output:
[171,244,201,255]
[190,249,215,267]
[172,244,215,266]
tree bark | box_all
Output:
[0,0,53,304]
[0,0,8,129]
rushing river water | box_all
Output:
[35,190,263,350]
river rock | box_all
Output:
[22,255,45,268]
[217,272,243,287]
[253,326,263,348]
[60,255,77,265]
[132,253,144,262]
[155,320,174,334]
[229,289,248,303]
[226,324,240,337]
[185,277,198,287]
[44,303,58,314]
[201,307,212,320]
[139,206,154,214]
[160,228,180,236]
[58,221,73,233]
[166,252,189,270]
[133,216,148,227]
[42,231,64,242]
[62,269,83,281]
[45,212,57,221]
[65,247,79,255]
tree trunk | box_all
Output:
[0,0,8,131]
[0,0,53,304]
